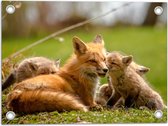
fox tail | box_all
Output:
[6,89,88,113]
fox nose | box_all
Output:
[103,68,108,73]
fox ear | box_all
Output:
[55,59,60,68]
[73,36,88,55]
[122,55,133,66]
[93,34,104,45]
[138,66,150,74]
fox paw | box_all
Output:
[90,104,103,111]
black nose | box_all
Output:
[103,68,108,73]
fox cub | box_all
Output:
[106,52,164,110]
[6,35,108,113]
[2,57,60,91]
[96,61,150,106]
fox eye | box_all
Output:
[40,72,46,75]
[88,59,97,63]
[111,62,117,65]
[103,58,106,61]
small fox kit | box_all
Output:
[106,52,164,110]
[6,35,108,113]
[2,57,60,91]
[96,61,150,106]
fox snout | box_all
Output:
[97,63,108,77]
[102,68,108,73]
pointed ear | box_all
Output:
[55,59,60,68]
[138,66,150,74]
[73,36,88,55]
[93,34,104,45]
[122,55,133,66]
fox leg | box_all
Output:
[125,89,140,108]
[6,89,88,113]
[125,95,136,108]
[106,91,121,107]
[114,97,124,108]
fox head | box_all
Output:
[106,52,149,76]
[72,35,108,77]
[106,52,133,73]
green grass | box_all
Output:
[2,26,167,124]
[2,108,167,124]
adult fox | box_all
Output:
[6,35,108,113]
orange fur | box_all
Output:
[6,35,108,113]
